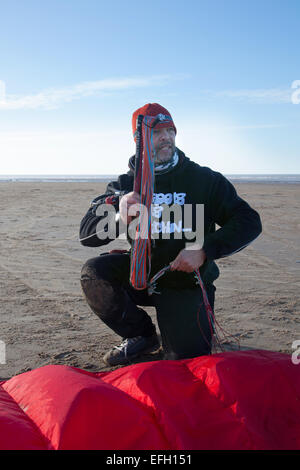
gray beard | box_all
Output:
[154,151,179,174]
[154,157,173,166]
[154,146,176,166]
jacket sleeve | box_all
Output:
[79,179,128,247]
[202,171,262,260]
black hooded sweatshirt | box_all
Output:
[79,148,262,289]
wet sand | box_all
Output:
[0,181,299,379]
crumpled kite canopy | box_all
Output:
[0,350,299,450]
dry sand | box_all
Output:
[0,181,299,379]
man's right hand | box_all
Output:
[119,191,140,225]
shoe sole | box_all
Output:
[103,343,160,367]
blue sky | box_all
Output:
[0,0,299,174]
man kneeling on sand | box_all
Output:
[79,103,262,366]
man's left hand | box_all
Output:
[170,247,207,273]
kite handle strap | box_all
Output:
[133,114,144,194]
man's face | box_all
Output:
[152,127,176,164]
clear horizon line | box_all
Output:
[1,173,300,177]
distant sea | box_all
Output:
[0,174,300,183]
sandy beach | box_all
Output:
[0,181,299,379]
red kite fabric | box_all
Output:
[0,350,299,450]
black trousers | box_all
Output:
[80,252,216,360]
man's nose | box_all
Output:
[159,129,169,140]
